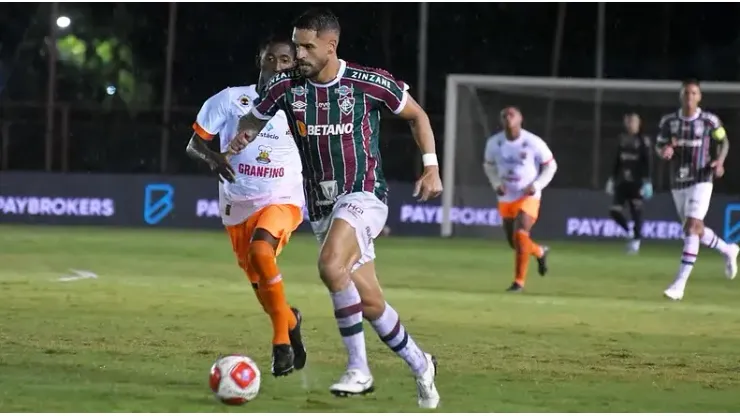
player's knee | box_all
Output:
[252,228,279,248]
[361,297,385,321]
[317,249,351,292]
[683,218,704,236]
[248,240,275,277]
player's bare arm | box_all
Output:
[186,133,236,183]
[397,94,443,201]
[227,112,269,154]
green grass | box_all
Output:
[1,225,740,412]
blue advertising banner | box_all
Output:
[1,172,737,242]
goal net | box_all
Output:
[441,75,740,238]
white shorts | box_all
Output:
[310,191,388,272]
[671,182,713,222]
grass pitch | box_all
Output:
[1,225,739,412]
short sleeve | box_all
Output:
[193,88,230,141]
[363,68,409,114]
[533,136,554,165]
[252,73,290,121]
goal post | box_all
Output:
[441,75,740,238]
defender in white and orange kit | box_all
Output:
[483,107,558,292]
[186,36,306,377]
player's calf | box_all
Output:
[664,219,702,299]
[699,226,739,279]
[365,299,440,408]
[249,234,298,377]
[319,220,372,394]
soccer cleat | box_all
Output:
[329,369,374,397]
[271,344,294,377]
[506,282,523,292]
[663,285,684,301]
[626,239,641,255]
[537,246,549,276]
[724,243,739,280]
[415,353,440,409]
[289,307,307,370]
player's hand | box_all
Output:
[208,152,236,183]
[710,160,725,178]
[495,185,505,196]
[413,166,443,202]
[660,145,674,160]
[640,181,653,200]
[228,131,250,154]
[524,184,537,196]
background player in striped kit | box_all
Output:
[227,8,442,409]
[656,79,739,300]
[605,112,653,254]
[185,36,307,376]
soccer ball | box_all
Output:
[209,355,261,405]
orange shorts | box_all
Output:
[225,204,303,283]
[498,196,541,220]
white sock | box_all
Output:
[673,234,700,289]
[369,303,428,376]
[701,227,731,255]
[330,281,370,374]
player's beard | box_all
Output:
[298,57,327,79]
[297,62,317,78]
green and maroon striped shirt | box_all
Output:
[252,59,409,221]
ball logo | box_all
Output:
[143,183,174,225]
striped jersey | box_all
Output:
[251,59,409,221]
[656,108,726,189]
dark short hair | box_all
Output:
[258,34,296,56]
[682,78,700,89]
[293,8,341,35]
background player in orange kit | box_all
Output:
[483,107,558,292]
[185,36,307,377]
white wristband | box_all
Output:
[422,153,438,167]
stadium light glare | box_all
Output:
[56,16,71,29]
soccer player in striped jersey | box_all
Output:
[185,36,307,376]
[227,8,442,409]
[657,79,739,301]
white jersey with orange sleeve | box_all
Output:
[483,129,557,203]
[193,85,304,226]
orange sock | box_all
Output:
[249,240,297,345]
[514,230,542,285]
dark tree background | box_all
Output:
[2,3,740,186]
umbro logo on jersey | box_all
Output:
[292,101,307,111]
